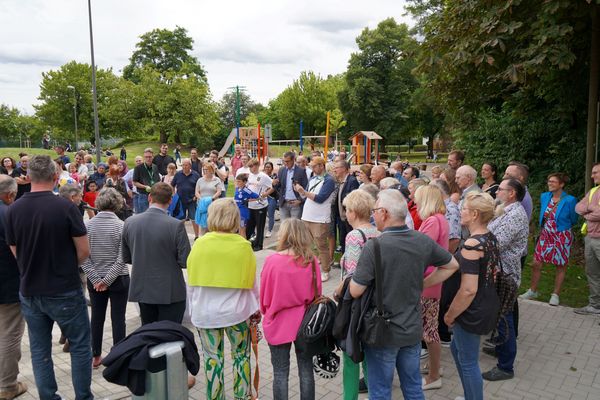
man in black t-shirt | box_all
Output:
[133,148,161,213]
[153,143,175,176]
[4,155,93,399]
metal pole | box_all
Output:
[88,0,101,163]
[324,111,330,156]
[299,120,303,151]
[236,86,240,143]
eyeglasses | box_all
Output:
[497,187,511,192]
[371,207,385,215]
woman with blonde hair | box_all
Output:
[260,218,320,400]
[187,198,259,400]
[425,192,500,400]
[431,165,443,180]
[414,184,449,390]
[162,162,177,185]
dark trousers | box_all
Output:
[269,342,315,400]
[438,282,452,342]
[335,216,352,253]
[246,207,267,250]
[87,275,130,357]
[139,300,186,325]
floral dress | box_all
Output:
[534,199,573,267]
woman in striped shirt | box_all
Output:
[81,187,130,369]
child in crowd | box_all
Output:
[83,181,99,219]
[234,173,259,238]
[68,163,80,185]
[162,163,177,185]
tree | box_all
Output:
[406,0,595,189]
[134,67,219,147]
[338,18,419,144]
[0,105,43,145]
[273,71,343,139]
[35,61,127,144]
[123,26,206,83]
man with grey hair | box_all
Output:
[350,189,458,399]
[296,155,312,181]
[371,165,387,188]
[4,155,93,399]
[456,165,481,207]
[0,175,28,399]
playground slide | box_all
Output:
[218,129,237,157]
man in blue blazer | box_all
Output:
[274,151,308,220]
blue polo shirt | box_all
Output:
[171,170,200,204]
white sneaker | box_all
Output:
[549,293,559,306]
[265,230,272,238]
[519,288,538,300]
[321,272,329,282]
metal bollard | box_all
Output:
[131,341,188,400]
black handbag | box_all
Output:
[296,260,337,357]
[359,238,394,347]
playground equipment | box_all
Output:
[218,126,269,162]
[350,131,383,164]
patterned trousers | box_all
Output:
[197,321,251,400]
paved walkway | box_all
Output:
[13,226,600,399]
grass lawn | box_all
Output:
[519,237,588,308]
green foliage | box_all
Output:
[271,71,344,139]
[0,105,43,144]
[35,61,125,143]
[339,18,419,143]
[455,107,585,197]
[217,91,262,130]
[123,26,206,83]
[406,0,593,191]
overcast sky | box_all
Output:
[0,0,412,114]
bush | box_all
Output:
[413,144,428,152]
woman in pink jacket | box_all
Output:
[260,218,321,400]
[415,185,449,391]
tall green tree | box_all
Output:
[338,18,419,144]
[35,61,127,143]
[123,26,206,83]
[406,0,594,188]
[273,71,343,139]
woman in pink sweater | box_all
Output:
[260,218,321,400]
[415,185,449,391]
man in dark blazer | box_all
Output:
[122,182,191,325]
[274,151,308,220]
[332,159,359,253]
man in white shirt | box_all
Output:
[294,157,336,281]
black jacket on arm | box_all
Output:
[102,320,199,395]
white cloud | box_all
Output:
[0,0,413,114]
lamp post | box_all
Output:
[87,0,101,163]
[67,86,78,151]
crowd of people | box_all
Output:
[0,142,598,400]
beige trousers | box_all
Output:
[0,303,25,390]
[303,220,332,273]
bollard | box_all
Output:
[131,341,188,400]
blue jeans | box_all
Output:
[496,311,516,373]
[19,289,93,400]
[135,193,149,213]
[267,197,277,231]
[450,324,483,400]
[364,342,424,400]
